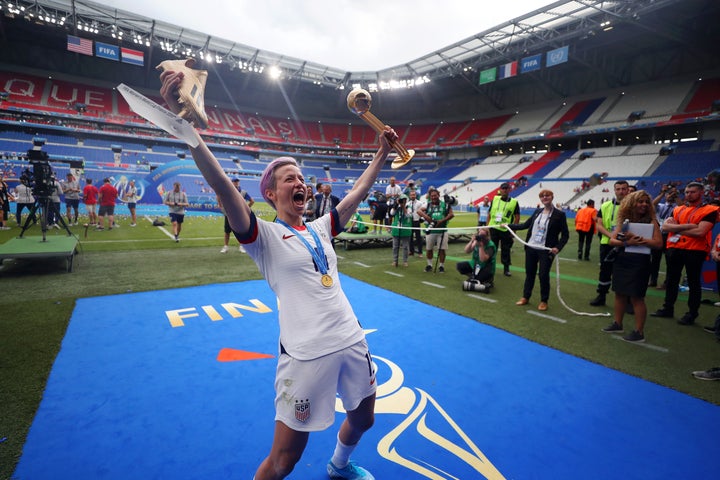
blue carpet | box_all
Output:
[15,275,720,479]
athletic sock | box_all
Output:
[331,435,357,469]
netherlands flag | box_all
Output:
[121,48,144,66]
[497,61,518,80]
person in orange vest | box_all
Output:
[575,199,597,261]
[651,182,718,325]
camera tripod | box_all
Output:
[19,195,72,240]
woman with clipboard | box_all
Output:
[601,190,663,343]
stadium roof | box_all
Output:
[1,0,719,121]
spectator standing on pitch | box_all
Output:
[97,177,118,230]
[315,183,340,219]
[82,178,99,226]
[649,185,679,287]
[389,194,412,267]
[14,174,35,226]
[601,191,663,342]
[487,182,520,277]
[590,180,630,306]
[219,178,254,253]
[164,181,189,242]
[407,189,425,256]
[651,181,718,325]
[47,177,63,229]
[575,199,597,261]
[418,188,454,273]
[62,172,80,226]
[477,196,491,227]
[304,184,317,223]
[0,172,12,230]
[123,179,139,227]
[509,189,569,311]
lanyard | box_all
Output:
[275,218,329,276]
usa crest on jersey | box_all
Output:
[295,398,311,422]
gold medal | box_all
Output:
[321,274,333,288]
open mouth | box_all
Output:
[293,191,306,205]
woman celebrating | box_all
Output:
[160,69,395,480]
[509,189,569,311]
[601,190,663,342]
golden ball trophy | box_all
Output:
[346,88,415,169]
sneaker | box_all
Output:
[602,322,624,333]
[438,266,445,273]
[589,295,606,307]
[220,245,229,253]
[692,367,720,381]
[424,265,432,273]
[130,223,136,227]
[650,308,673,318]
[239,245,246,253]
[174,235,179,243]
[327,460,375,480]
[622,330,645,343]
[503,268,511,277]
[677,312,697,326]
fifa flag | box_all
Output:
[520,54,542,74]
[67,35,93,56]
[497,61,518,80]
[121,48,144,66]
[479,67,497,85]
[546,46,569,67]
[96,42,119,61]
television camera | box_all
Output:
[20,149,56,198]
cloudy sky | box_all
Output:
[102,0,553,71]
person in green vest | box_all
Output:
[457,227,496,292]
[488,182,520,276]
[347,210,368,234]
[590,180,630,306]
[418,188,455,273]
[390,194,412,267]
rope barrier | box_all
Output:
[502,225,610,317]
[347,218,610,317]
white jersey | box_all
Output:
[242,210,365,360]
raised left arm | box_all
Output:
[336,128,395,226]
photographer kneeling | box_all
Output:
[457,228,496,292]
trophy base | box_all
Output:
[391,149,415,169]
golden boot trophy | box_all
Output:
[155,58,209,129]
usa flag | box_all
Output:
[67,35,93,56]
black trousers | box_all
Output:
[596,244,614,295]
[662,248,708,315]
[523,247,554,302]
[577,230,593,259]
[490,228,513,268]
[410,220,423,254]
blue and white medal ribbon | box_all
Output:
[275,219,333,287]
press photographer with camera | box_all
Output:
[0,172,12,230]
[457,228,496,292]
[418,188,454,273]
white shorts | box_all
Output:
[274,339,376,432]
[426,231,449,250]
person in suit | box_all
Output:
[509,189,569,311]
[315,183,340,219]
